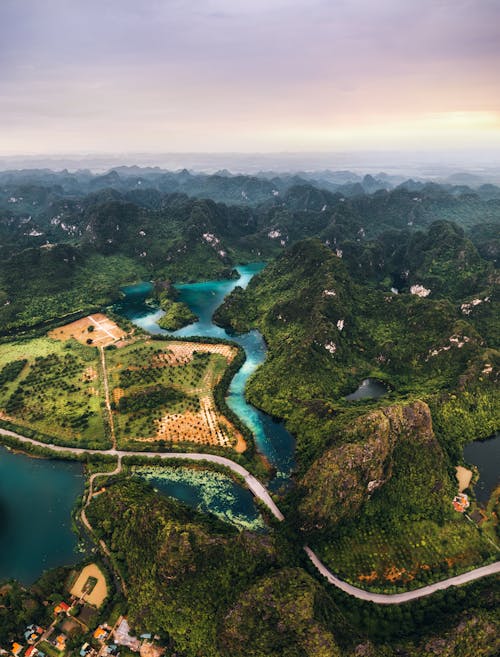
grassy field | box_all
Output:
[105,339,245,450]
[0,337,108,447]
[318,516,496,591]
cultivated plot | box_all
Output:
[0,337,108,447]
[105,340,246,451]
[49,313,126,347]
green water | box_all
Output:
[133,466,266,532]
[0,447,84,584]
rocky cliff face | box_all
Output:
[299,400,439,530]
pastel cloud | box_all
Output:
[0,0,499,153]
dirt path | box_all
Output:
[80,455,128,595]
[99,346,116,449]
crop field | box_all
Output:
[0,327,246,452]
[105,339,245,450]
[0,337,108,447]
[319,517,496,591]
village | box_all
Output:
[0,564,165,657]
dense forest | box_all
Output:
[1,168,499,332]
[84,477,499,657]
[1,167,499,656]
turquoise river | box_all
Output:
[116,263,296,487]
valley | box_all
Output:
[0,170,498,657]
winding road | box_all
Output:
[1,426,498,605]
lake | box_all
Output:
[0,446,84,584]
[345,378,389,401]
[463,432,500,505]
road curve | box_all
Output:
[0,427,284,521]
[2,426,499,604]
[304,546,500,605]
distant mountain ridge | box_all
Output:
[0,168,498,332]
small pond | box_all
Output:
[463,432,500,505]
[345,378,389,401]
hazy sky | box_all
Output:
[1,0,499,154]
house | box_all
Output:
[79,643,90,657]
[24,626,43,645]
[25,646,38,657]
[11,644,23,657]
[54,602,71,615]
[54,635,66,652]
[453,493,470,513]
[93,627,108,642]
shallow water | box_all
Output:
[133,465,266,532]
[0,446,84,584]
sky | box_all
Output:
[1,0,499,155]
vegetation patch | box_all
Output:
[0,337,108,447]
[106,339,246,451]
[319,518,495,591]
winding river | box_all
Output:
[116,263,296,489]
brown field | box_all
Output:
[113,387,125,404]
[70,563,108,608]
[456,466,473,492]
[48,313,126,347]
[148,393,246,452]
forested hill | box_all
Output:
[213,236,499,610]
[214,237,498,468]
[1,168,499,332]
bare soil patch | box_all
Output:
[456,466,473,492]
[49,313,126,347]
[70,563,108,608]
[136,396,246,452]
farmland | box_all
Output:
[0,322,246,452]
[0,337,108,448]
[48,312,127,347]
[105,339,246,451]
[0,318,245,453]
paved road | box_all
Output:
[2,426,499,604]
[0,427,284,521]
[304,546,500,605]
